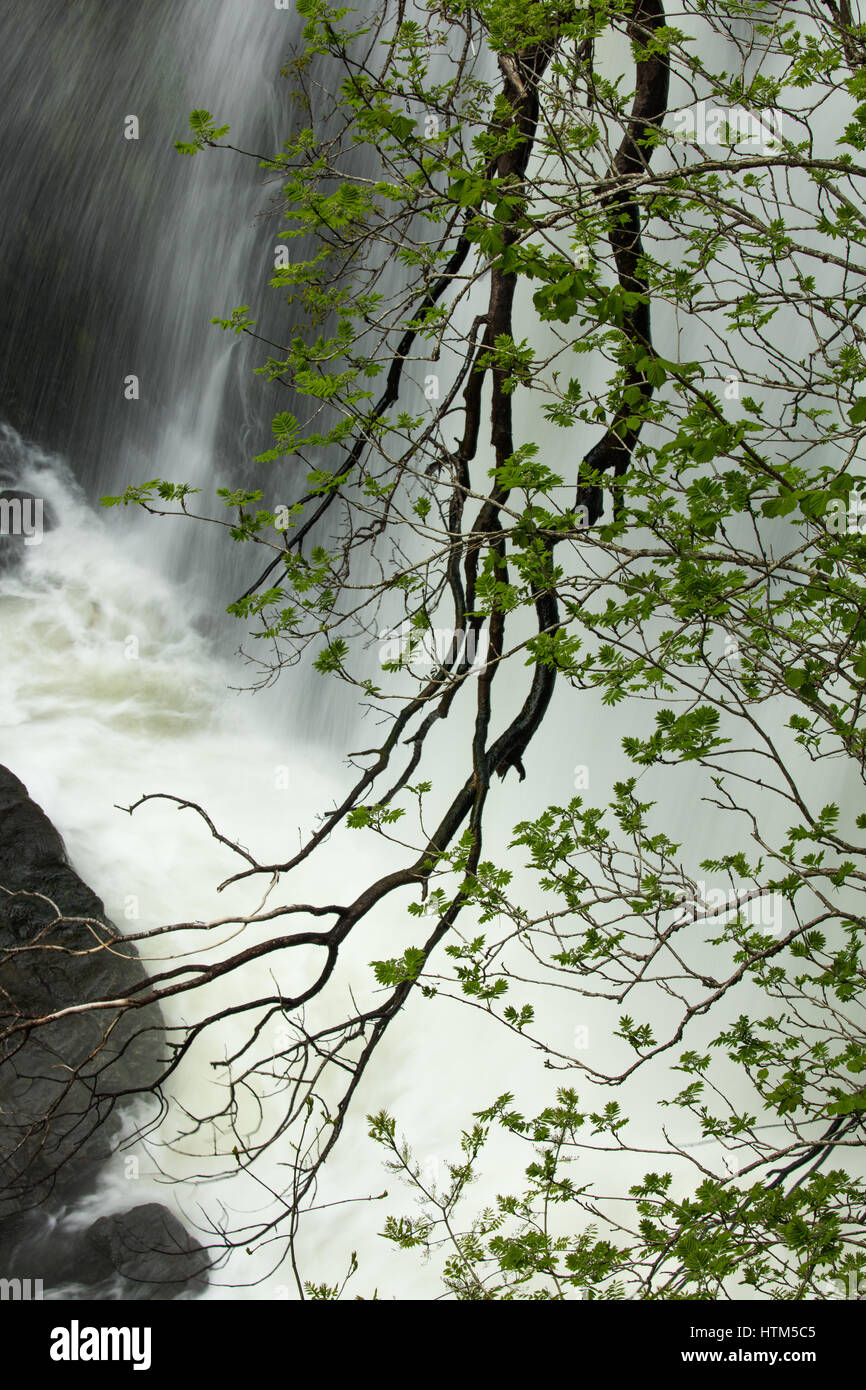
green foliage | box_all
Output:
[174,108,230,156]
[101,480,200,508]
[109,0,866,1299]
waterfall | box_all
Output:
[0,0,288,514]
[0,0,358,1296]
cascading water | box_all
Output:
[0,0,472,1298]
[1,1,281,500]
[0,0,356,1295]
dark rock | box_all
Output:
[82,1204,211,1300]
[0,764,158,1214]
[0,766,210,1297]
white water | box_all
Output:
[0,429,385,1290]
[0,420,786,1299]
[0,416,683,1297]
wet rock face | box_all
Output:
[82,1205,211,1300]
[0,764,157,1213]
[0,766,210,1298]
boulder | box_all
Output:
[82,1204,211,1300]
[0,766,210,1297]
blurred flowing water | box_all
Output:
[0,0,464,1298]
[0,0,282,514]
[0,0,374,1295]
